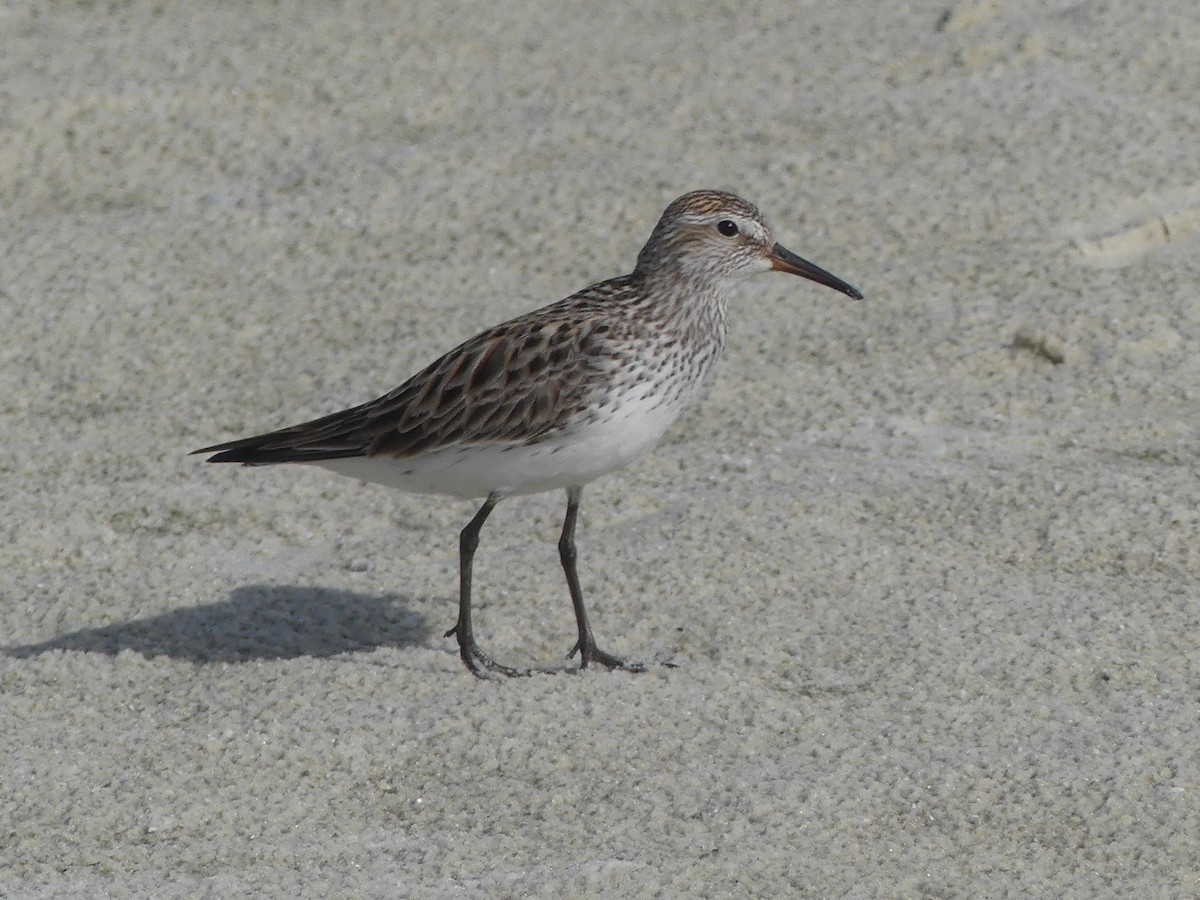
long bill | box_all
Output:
[769,243,863,300]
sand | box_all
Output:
[3,1,1198,896]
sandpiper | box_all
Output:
[194,190,862,677]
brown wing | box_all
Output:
[193,279,635,465]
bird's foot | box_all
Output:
[567,639,647,673]
[445,624,531,679]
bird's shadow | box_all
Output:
[4,585,431,663]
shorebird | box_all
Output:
[194,189,862,677]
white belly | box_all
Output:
[314,382,688,499]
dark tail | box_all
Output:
[192,437,278,465]
[192,430,367,466]
[191,435,300,465]
[194,398,375,465]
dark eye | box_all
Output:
[717,219,739,237]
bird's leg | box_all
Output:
[560,486,645,672]
[445,493,529,678]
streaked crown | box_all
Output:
[634,189,777,283]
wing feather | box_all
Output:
[194,277,642,466]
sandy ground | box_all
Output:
[3,1,1199,896]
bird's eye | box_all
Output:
[717,219,739,237]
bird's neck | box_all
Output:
[630,265,731,352]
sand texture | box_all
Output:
[2,1,1198,896]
